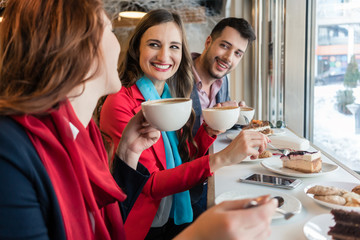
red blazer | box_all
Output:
[100,85,215,240]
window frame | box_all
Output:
[286,0,360,176]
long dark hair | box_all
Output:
[0,0,104,115]
[120,9,197,162]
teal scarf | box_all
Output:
[136,76,193,225]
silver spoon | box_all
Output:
[275,208,294,220]
[243,115,250,125]
[244,196,294,220]
[273,196,294,220]
[267,142,290,155]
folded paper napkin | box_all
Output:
[269,135,310,151]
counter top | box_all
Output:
[207,128,360,240]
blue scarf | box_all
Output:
[136,76,193,225]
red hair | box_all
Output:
[0,0,104,115]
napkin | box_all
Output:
[269,135,310,151]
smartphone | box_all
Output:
[239,173,302,189]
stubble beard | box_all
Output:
[203,55,228,80]
[208,60,230,80]
[202,47,232,79]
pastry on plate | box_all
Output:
[281,151,322,173]
[314,195,346,205]
[343,192,360,207]
[259,150,273,158]
[306,185,347,196]
[328,209,360,239]
[242,120,273,135]
[352,185,360,195]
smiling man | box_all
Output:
[189,18,256,219]
[191,17,256,136]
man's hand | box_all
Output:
[238,100,246,107]
[215,101,237,107]
[214,100,247,108]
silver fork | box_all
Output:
[267,142,290,155]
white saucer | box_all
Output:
[226,133,238,140]
[215,188,302,220]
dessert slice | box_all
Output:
[280,151,322,173]
[242,120,273,135]
[259,150,273,158]
[328,209,360,240]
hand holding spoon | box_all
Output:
[244,196,295,220]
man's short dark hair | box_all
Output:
[210,17,256,46]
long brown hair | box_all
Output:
[119,9,197,162]
[0,0,104,115]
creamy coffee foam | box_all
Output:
[143,98,190,105]
[212,106,239,110]
[240,107,254,111]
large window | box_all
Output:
[233,0,360,173]
[313,0,360,172]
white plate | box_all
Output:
[240,156,263,163]
[304,181,360,211]
[260,158,338,178]
[226,133,238,140]
[237,153,279,163]
[226,133,277,163]
[303,214,333,240]
[228,129,286,139]
[242,155,280,163]
[227,133,269,163]
[215,188,302,220]
[271,128,286,136]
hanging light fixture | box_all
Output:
[0,6,4,22]
[118,11,146,20]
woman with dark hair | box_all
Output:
[100,8,272,240]
[103,8,197,163]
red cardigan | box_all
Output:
[100,85,215,240]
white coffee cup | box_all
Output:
[141,98,192,131]
[237,107,255,125]
[202,106,240,131]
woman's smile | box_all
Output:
[139,22,182,83]
[151,62,172,71]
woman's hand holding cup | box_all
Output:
[116,110,160,169]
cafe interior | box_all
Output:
[103,0,360,239]
[106,0,360,170]
[1,0,360,239]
